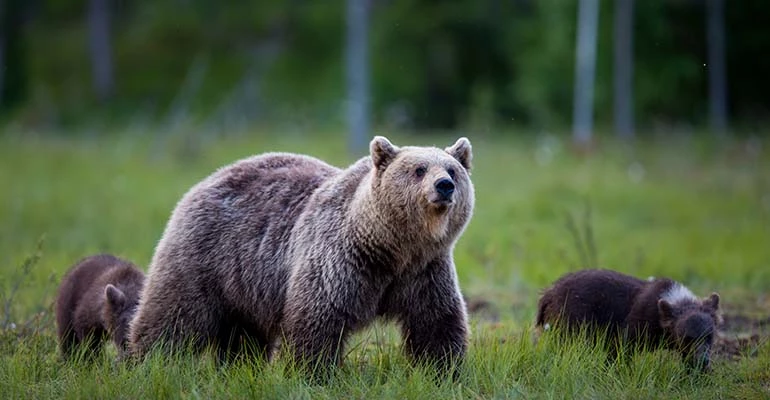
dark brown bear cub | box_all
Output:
[536,269,721,372]
[55,254,145,360]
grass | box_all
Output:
[1,127,769,398]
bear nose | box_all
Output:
[435,178,455,198]
[689,353,711,373]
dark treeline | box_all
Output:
[1,0,768,133]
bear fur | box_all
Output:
[129,136,474,376]
[535,269,721,372]
[55,254,145,360]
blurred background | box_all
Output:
[1,0,768,142]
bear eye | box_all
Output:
[415,166,427,177]
[447,167,456,179]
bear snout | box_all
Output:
[434,178,455,202]
[685,343,712,373]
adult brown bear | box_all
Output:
[129,136,475,377]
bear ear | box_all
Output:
[370,136,399,171]
[704,292,720,310]
[658,299,676,325]
[105,284,126,310]
[445,137,472,171]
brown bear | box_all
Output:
[535,269,721,372]
[55,254,145,360]
[128,136,474,377]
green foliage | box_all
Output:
[507,0,577,128]
[7,1,770,130]
[0,129,768,397]
[633,1,707,124]
[0,0,29,113]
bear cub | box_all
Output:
[536,269,721,372]
[55,254,145,360]
[129,136,474,378]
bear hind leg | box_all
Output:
[129,295,221,358]
[215,321,271,365]
[58,325,78,360]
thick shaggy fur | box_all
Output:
[536,269,721,371]
[55,254,145,360]
[129,136,475,375]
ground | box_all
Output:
[0,128,768,399]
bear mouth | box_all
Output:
[429,192,454,205]
[429,198,453,213]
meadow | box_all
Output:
[1,127,768,399]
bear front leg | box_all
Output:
[388,258,469,378]
[283,307,350,378]
[73,326,107,361]
[282,263,380,380]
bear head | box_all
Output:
[103,284,139,358]
[369,136,475,242]
[658,292,721,372]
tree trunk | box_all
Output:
[613,0,634,139]
[88,0,114,102]
[706,0,728,135]
[572,0,600,147]
[346,0,370,154]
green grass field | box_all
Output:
[1,128,768,399]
